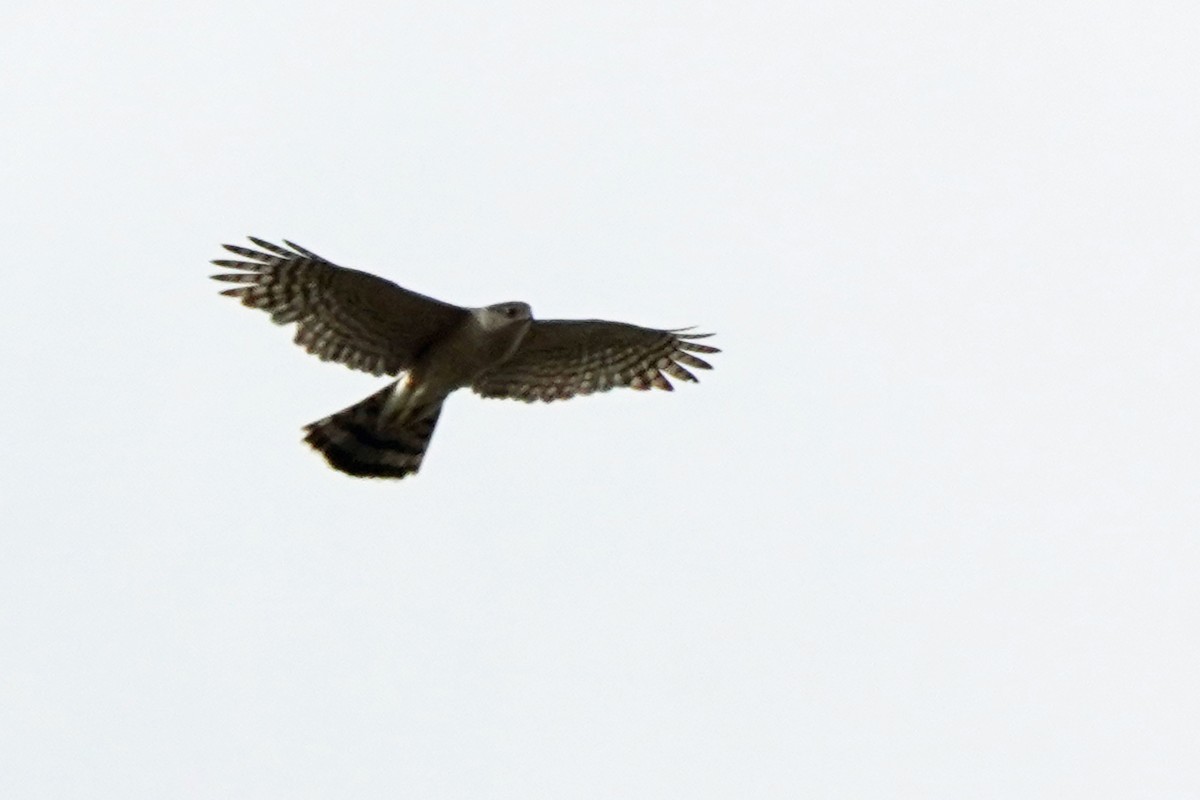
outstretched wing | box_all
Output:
[211,238,468,376]
[472,319,718,402]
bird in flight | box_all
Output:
[211,238,719,479]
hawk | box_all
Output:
[211,238,719,479]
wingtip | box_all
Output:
[282,239,319,258]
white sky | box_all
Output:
[3,1,1199,797]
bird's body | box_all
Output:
[211,238,718,479]
[377,302,533,426]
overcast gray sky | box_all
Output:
[3,1,1199,797]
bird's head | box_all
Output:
[477,301,533,330]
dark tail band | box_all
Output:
[303,384,443,479]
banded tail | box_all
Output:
[303,383,444,479]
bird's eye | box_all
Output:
[505,307,517,318]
